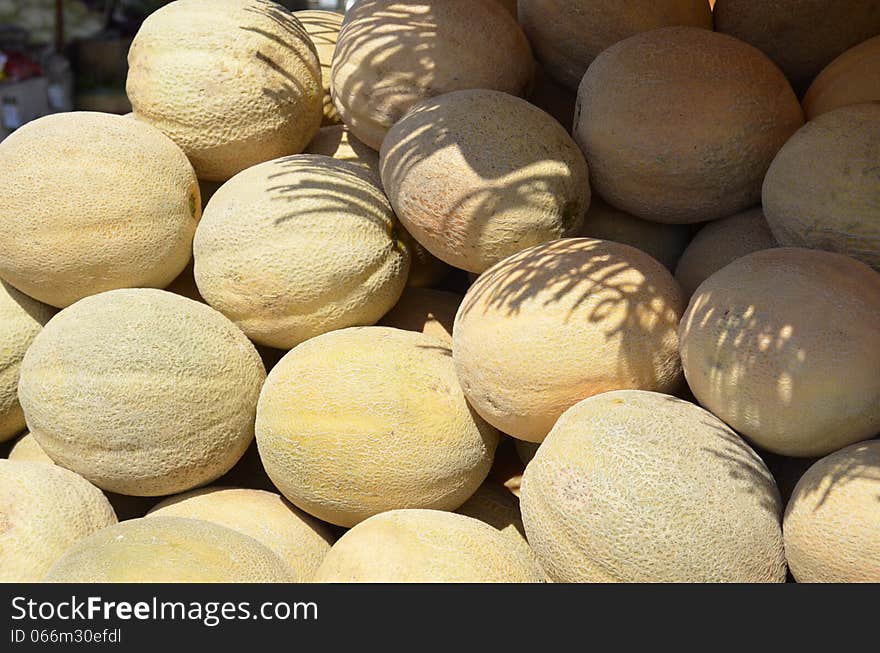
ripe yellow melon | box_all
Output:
[0,112,199,308]
[574,27,803,224]
[304,124,380,175]
[521,390,787,583]
[762,104,880,270]
[714,0,880,93]
[313,509,544,582]
[680,248,880,457]
[330,0,534,150]
[803,36,880,120]
[294,10,344,126]
[381,89,590,273]
[44,516,294,583]
[18,288,266,496]
[0,283,54,442]
[147,487,335,581]
[256,327,500,527]
[674,207,778,298]
[0,460,117,582]
[519,0,713,90]
[193,155,410,349]
[453,238,685,443]
[783,441,880,583]
[8,432,53,464]
[127,0,322,181]
[378,287,462,344]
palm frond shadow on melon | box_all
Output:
[782,442,880,510]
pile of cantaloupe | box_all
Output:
[0,0,877,584]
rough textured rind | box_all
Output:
[44,516,294,583]
[783,441,880,583]
[803,36,880,120]
[313,509,544,582]
[453,238,685,443]
[679,248,880,457]
[8,432,53,464]
[147,487,335,581]
[762,104,880,270]
[295,10,344,126]
[127,0,323,181]
[518,0,713,90]
[0,112,199,307]
[18,289,266,496]
[574,27,803,224]
[675,208,778,298]
[0,460,117,582]
[381,89,590,273]
[330,0,534,150]
[520,391,787,583]
[378,287,462,344]
[255,327,500,527]
[193,155,410,349]
[304,124,380,175]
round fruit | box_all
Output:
[256,327,499,527]
[8,432,53,464]
[330,0,533,150]
[520,390,787,583]
[453,238,685,443]
[312,509,544,582]
[783,441,880,583]
[44,516,293,583]
[0,460,117,582]
[574,27,803,224]
[378,287,462,344]
[0,112,199,307]
[762,104,880,270]
[803,35,880,120]
[679,248,880,457]
[295,10,344,126]
[381,89,590,273]
[127,0,322,181]
[19,289,266,496]
[304,124,379,175]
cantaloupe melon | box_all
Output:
[255,327,500,527]
[8,432,52,464]
[520,390,787,583]
[574,27,803,224]
[783,441,880,583]
[147,487,335,581]
[304,124,380,175]
[127,0,322,181]
[762,104,880,270]
[18,288,266,496]
[44,516,294,583]
[674,208,777,298]
[193,155,410,350]
[0,460,117,582]
[0,112,199,308]
[453,238,685,443]
[330,0,534,150]
[294,10,345,126]
[803,35,880,120]
[312,509,544,582]
[381,89,590,273]
[519,0,713,90]
[378,287,462,344]
[679,248,880,457]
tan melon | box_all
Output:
[127,0,322,181]
[8,432,53,464]
[148,487,335,581]
[193,155,410,350]
[520,390,787,583]
[574,27,803,224]
[762,104,880,270]
[519,0,713,90]
[330,0,534,150]
[783,441,880,583]
[680,248,880,457]
[255,327,500,527]
[44,516,294,583]
[304,124,380,175]
[714,0,880,93]
[18,289,266,496]
[381,89,590,273]
[378,287,462,344]
[313,509,544,582]
[803,36,880,120]
[674,208,777,298]
[453,238,685,443]
[0,460,117,582]
[0,112,199,308]
[294,10,344,126]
